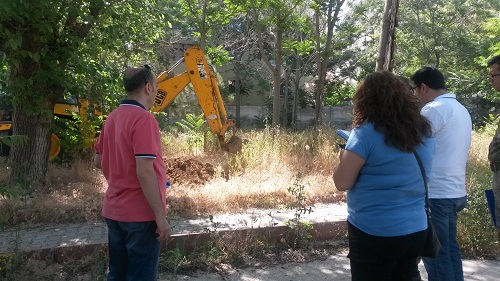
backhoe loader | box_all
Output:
[0,46,242,159]
[0,99,97,160]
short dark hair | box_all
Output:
[410,65,446,90]
[487,55,500,67]
[123,65,155,93]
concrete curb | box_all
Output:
[166,220,347,252]
[19,220,347,262]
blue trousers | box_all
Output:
[423,197,467,281]
[105,218,160,281]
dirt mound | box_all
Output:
[164,157,215,186]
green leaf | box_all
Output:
[0,135,29,147]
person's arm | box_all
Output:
[93,154,102,169]
[136,158,171,241]
[333,149,365,191]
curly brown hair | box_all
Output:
[352,71,432,152]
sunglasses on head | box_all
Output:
[137,65,154,85]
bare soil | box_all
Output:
[164,156,216,186]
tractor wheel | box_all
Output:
[49,133,61,160]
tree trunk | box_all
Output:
[314,8,323,127]
[9,100,53,187]
[272,27,283,128]
[272,72,281,128]
[292,54,302,131]
[291,82,298,131]
[250,6,282,128]
[234,60,242,127]
[376,0,399,71]
[314,0,345,127]
[282,68,289,128]
[6,60,59,187]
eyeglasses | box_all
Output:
[410,85,419,94]
[489,73,500,78]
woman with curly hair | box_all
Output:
[333,71,435,281]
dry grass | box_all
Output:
[0,126,497,263]
[0,161,106,227]
[163,128,342,218]
[458,131,500,258]
[0,127,343,227]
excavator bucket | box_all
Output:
[223,135,243,154]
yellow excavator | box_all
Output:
[152,46,242,154]
[0,46,241,159]
[0,99,96,160]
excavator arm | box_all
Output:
[152,46,241,153]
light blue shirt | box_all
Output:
[345,123,435,236]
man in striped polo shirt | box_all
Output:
[94,65,170,281]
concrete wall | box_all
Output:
[225,105,353,130]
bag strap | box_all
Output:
[413,151,431,216]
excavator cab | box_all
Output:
[153,46,242,154]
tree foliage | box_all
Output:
[347,0,500,123]
[0,0,165,186]
[0,0,499,185]
[397,0,500,123]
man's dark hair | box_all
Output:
[487,55,500,67]
[410,65,446,90]
[123,65,155,93]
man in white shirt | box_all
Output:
[411,66,472,281]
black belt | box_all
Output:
[491,162,500,172]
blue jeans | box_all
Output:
[105,218,160,281]
[423,197,467,281]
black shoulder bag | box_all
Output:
[414,151,442,258]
